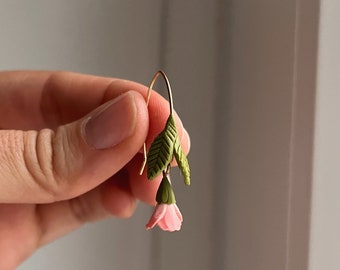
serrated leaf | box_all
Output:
[147,115,178,179]
[174,138,191,186]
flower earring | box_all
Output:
[140,70,191,232]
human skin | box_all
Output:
[0,71,190,269]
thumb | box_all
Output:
[0,91,148,203]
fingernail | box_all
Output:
[83,92,137,149]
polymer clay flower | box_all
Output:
[146,174,183,232]
[146,203,183,231]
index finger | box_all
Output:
[0,71,184,146]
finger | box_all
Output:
[0,71,189,164]
[0,71,191,201]
[42,72,187,149]
[0,71,177,137]
[36,171,137,246]
[0,91,148,203]
[0,71,51,129]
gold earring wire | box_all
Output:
[139,70,174,175]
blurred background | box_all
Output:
[0,0,339,270]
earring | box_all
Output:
[140,71,190,232]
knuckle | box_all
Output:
[69,196,93,223]
[23,129,61,200]
[24,128,76,201]
[69,191,109,223]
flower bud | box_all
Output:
[156,174,176,204]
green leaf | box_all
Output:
[156,174,176,204]
[174,138,191,186]
[147,115,178,179]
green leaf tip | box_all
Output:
[174,138,191,186]
[156,174,176,204]
[147,115,177,179]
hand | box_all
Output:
[0,71,190,269]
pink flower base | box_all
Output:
[146,203,183,232]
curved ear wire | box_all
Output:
[145,70,174,114]
[139,70,174,175]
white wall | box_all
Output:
[310,1,340,269]
[215,1,311,269]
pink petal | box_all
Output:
[157,204,183,232]
[146,203,183,232]
[146,204,167,230]
[174,204,183,222]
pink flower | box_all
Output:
[146,203,183,232]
